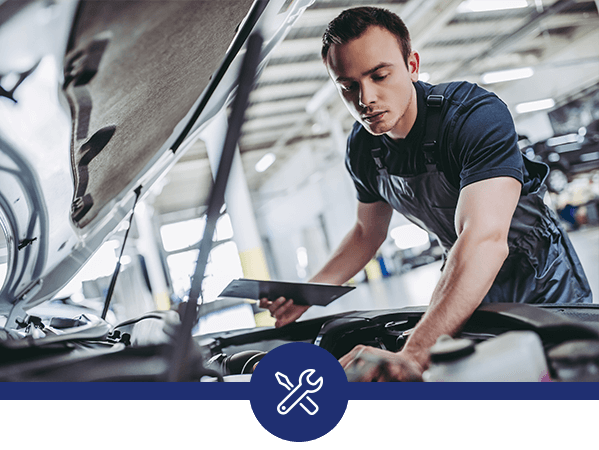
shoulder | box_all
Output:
[430,83,522,189]
[436,81,499,106]
[421,81,513,138]
[419,81,506,118]
[416,82,511,144]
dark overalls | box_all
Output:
[370,85,592,304]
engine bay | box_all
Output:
[200,304,599,382]
[0,303,597,381]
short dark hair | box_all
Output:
[321,7,412,67]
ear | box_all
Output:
[408,50,420,82]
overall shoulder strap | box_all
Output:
[422,83,450,171]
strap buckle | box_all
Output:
[422,142,437,165]
[426,94,444,108]
[371,148,385,170]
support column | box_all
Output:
[200,111,273,326]
[134,201,171,310]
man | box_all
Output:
[260,7,592,381]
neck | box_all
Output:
[386,84,418,140]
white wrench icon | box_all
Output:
[276,369,323,415]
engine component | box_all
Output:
[206,350,266,375]
[423,331,550,382]
[548,340,599,382]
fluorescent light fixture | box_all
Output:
[419,72,431,83]
[546,134,580,147]
[481,67,533,84]
[306,80,336,114]
[580,152,599,162]
[457,0,528,13]
[255,152,276,172]
[515,98,555,114]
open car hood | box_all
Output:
[1,1,597,384]
[0,0,313,323]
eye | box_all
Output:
[372,73,388,81]
[340,83,357,92]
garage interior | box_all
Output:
[1,0,597,335]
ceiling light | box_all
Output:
[457,0,529,13]
[546,134,580,147]
[515,98,555,114]
[481,67,534,84]
[255,152,276,173]
[306,80,336,115]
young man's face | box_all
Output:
[325,26,420,139]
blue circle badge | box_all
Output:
[249,342,348,442]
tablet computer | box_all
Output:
[218,279,355,306]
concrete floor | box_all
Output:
[301,225,598,321]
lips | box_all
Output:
[363,111,386,123]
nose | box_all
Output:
[358,81,376,107]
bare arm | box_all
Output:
[261,201,393,327]
[340,177,521,380]
[310,201,393,284]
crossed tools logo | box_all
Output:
[276,369,323,415]
[249,342,348,442]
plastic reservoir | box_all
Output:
[423,331,550,382]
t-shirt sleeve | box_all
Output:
[345,156,381,203]
[451,94,524,190]
[345,125,384,203]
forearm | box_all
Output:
[263,201,391,328]
[401,231,509,369]
[262,221,386,328]
[309,224,385,285]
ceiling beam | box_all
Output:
[443,0,578,80]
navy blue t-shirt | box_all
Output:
[345,81,541,204]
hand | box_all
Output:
[339,345,423,382]
[259,297,310,328]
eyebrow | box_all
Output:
[335,63,394,83]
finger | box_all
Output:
[339,345,367,368]
[274,302,301,327]
[275,303,309,328]
[345,357,382,382]
[339,346,384,382]
[339,344,370,366]
[259,296,286,311]
[268,296,289,315]
[273,298,294,319]
[258,298,271,309]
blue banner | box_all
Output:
[1,382,598,400]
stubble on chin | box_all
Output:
[386,88,417,140]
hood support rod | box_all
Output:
[167,27,264,382]
[101,185,142,320]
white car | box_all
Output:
[0,0,597,382]
[0,0,316,381]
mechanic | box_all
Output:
[260,6,592,381]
